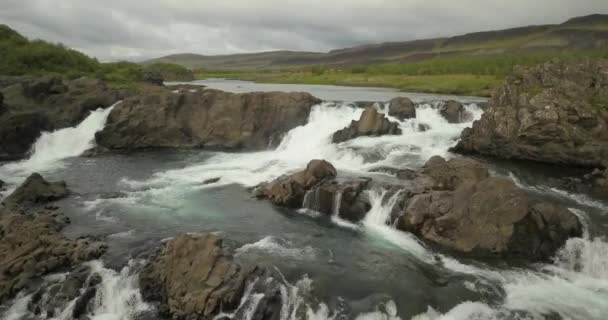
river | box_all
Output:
[0,82,606,320]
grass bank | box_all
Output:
[195,50,608,97]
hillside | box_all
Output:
[0,25,194,89]
[146,14,608,70]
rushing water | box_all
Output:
[0,86,607,320]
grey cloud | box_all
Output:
[1,0,607,61]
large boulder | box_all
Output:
[388,97,416,120]
[256,160,337,208]
[302,177,372,221]
[332,107,401,143]
[0,206,106,303]
[0,76,122,160]
[453,59,608,167]
[439,100,469,123]
[2,173,69,208]
[139,234,280,320]
[96,88,321,151]
[396,156,583,261]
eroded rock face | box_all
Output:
[0,207,106,303]
[2,173,69,208]
[396,156,582,261]
[388,97,416,120]
[454,60,608,167]
[0,76,122,160]
[96,87,321,151]
[256,160,337,208]
[332,107,401,143]
[139,234,277,320]
[0,174,105,303]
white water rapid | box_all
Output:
[0,103,117,192]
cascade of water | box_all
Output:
[0,102,119,187]
[332,190,343,216]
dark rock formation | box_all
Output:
[388,97,416,120]
[0,207,106,303]
[2,173,69,208]
[396,156,583,261]
[439,100,469,123]
[454,60,608,167]
[0,174,106,303]
[256,160,337,208]
[0,112,51,161]
[590,167,608,196]
[0,76,122,160]
[139,233,280,320]
[97,87,321,151]
[332,107,401,143]
[302,177,372,221]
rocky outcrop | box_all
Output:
[0,76,123,160]
[256,160,337,208]
[388,97,416,120]
[0,112,52,161]
[96,87,321,151]
[396,156,583,261]
[139,233,280,320]
[256,160,372,221]
[0,174,106,303]
[454,59,608,167]
[332,107,401,143]
[2,173,69,208]
[589,167,608,196]
[0,207,106,303]
[439,100,469,123]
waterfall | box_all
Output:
[0,103,118,187]
[332,190,343,216]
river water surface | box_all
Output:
[0,82,607,320]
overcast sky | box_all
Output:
[1,0,607,61]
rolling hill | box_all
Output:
[145,14,608,70]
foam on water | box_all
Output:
[362,189,438,264]
[0,260,150,320]
[236,236,319,260]
[85,260,151,320]
[118,102,483,192]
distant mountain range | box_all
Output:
[144,14,608,70]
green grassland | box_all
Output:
[195,50,608,97]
